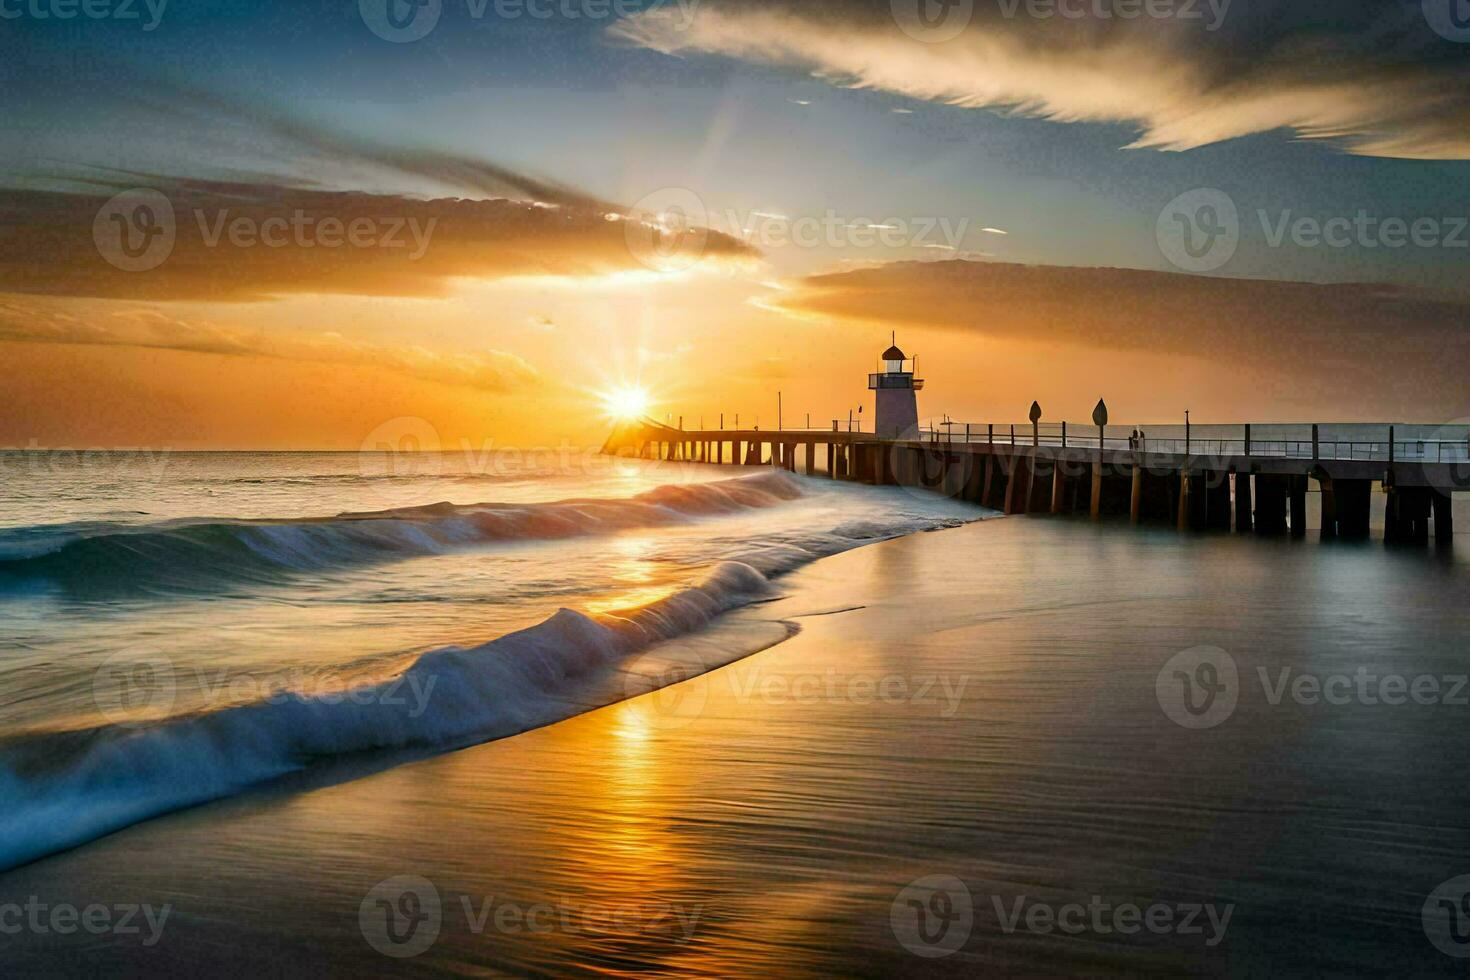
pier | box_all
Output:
[603,419,1467,545]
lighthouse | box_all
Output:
[867,335,924,439]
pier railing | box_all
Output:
[918,422,1470,463]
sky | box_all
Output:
[1,0,1467,449]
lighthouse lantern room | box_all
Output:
[867,334,923,439]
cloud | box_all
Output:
[151,84,616,211]
[0,177,757,302]
[613,0,1470,159]
[0,302,540,395]
[768,258,1470,415]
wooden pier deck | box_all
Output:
[604,420,1467,544]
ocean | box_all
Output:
[3,451,1469,976]
[0,450,978,872]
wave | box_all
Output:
[0,561,790,873]
[0,470,806,593]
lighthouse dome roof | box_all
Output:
[881,344,906,361]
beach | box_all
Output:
[6,503,1470,977]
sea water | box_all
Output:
[0,450,981,870]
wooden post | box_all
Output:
[1090,458,1103,520]
[1433,491,1455,544]
[1335,479,1371,538]
[1003,454,1023,514]
[1289,475,1307,537]
[1130,464,1143,525]
[1318,475,1336,538]
[1176,470,1190,531]
[1385,485,1403,543]
[1244,424,1251,457]
[1205,473,1232,529]
[1235,472,1253,532]
[1255,474,1289,534]
[1051,463,1066,514]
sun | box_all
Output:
[601,385,651,421]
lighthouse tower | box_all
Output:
[867,335,923,439]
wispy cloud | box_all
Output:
[0,177,757,302]
[0,301,541,394]
[613,1,1470,159]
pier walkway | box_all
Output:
[604,419,1468,544]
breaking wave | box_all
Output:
[0,561,788,872]
[0,470,806,593]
